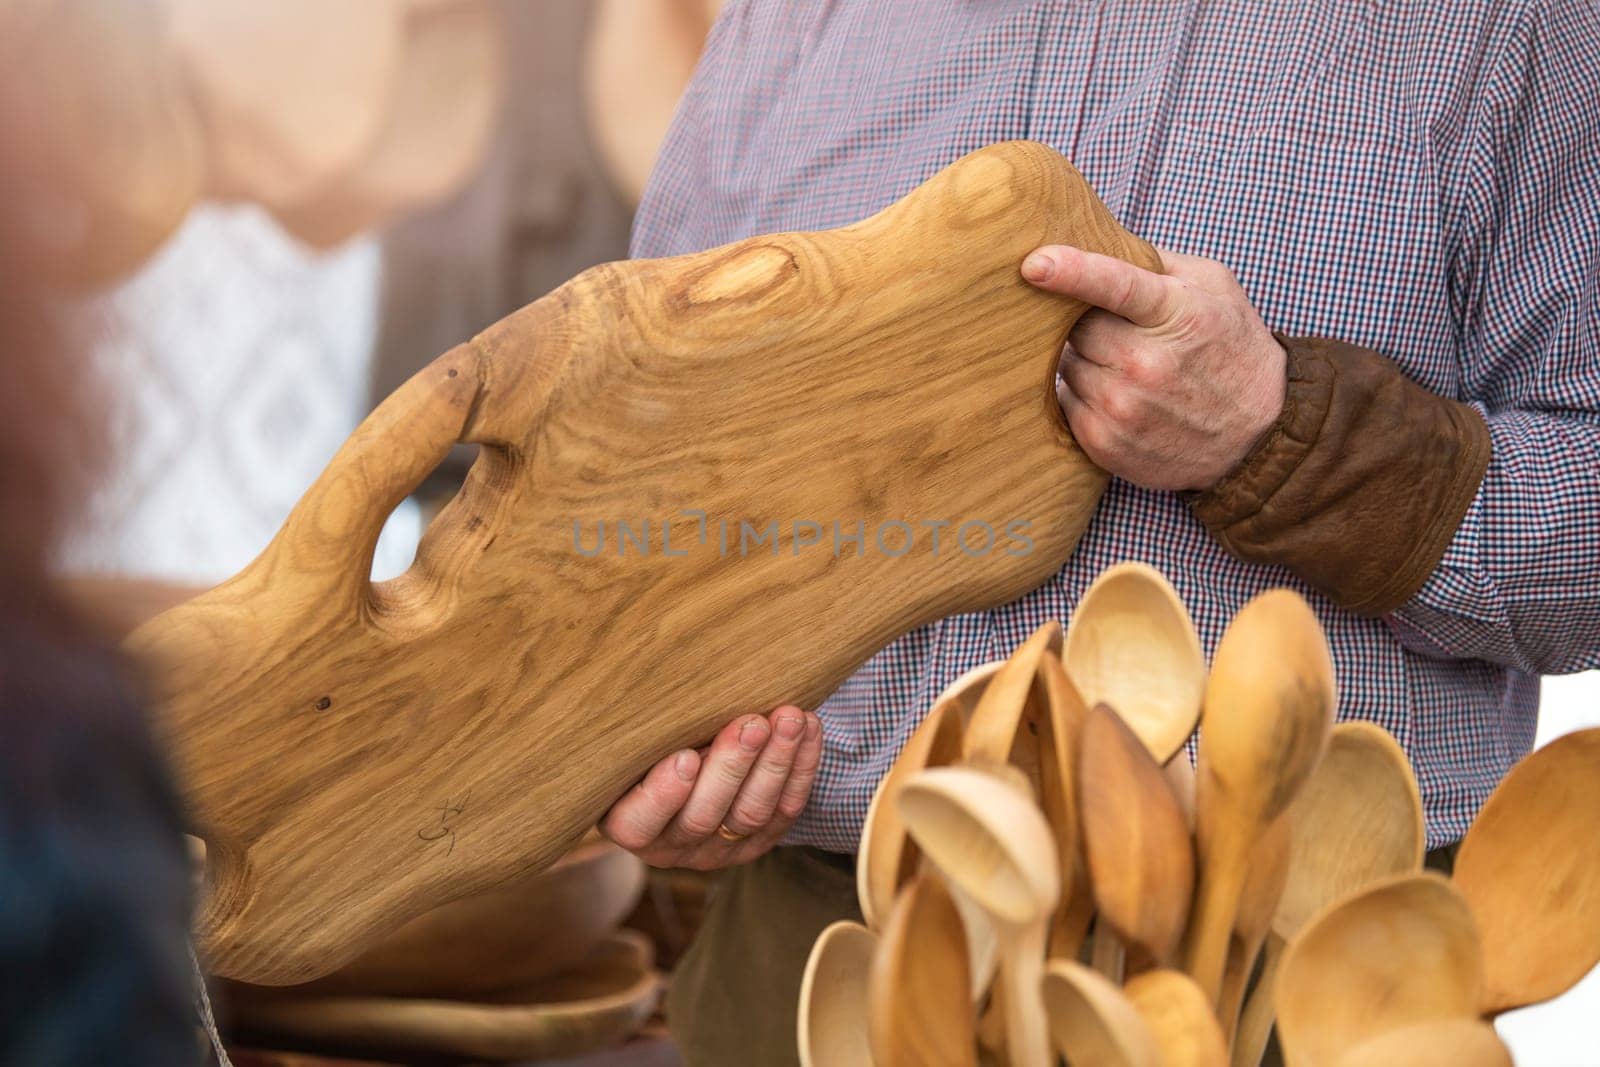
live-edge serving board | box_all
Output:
[127,141,1159,984]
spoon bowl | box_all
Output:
[1078,702,1195,968]
[798,921,877,1067]
[1064,562,1205,763]
[1276,873,1483,1067]
[1124,969,1227,1067]
[1455,726,1600,1015]
[1041,959,1160,1067]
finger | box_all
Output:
[773,712,824,823]
[1022,244,1176,328]
[662,715,769,848]
[722,707,807,836]
[1058,348,1115,412]
[1057,377,1114,463]
[1067,307,1140,368]
[600,748,700,853]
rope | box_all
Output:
[190,942,233,1067]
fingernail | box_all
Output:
[739,719,768,751]
[775,713,804,740]
[804,714,822,740]
[674,750,697,780]
[1022,251,1055,283]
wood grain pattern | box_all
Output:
[128,140,1156,983]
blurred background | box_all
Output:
[3,1,717,1064]
[0,1,1592,1064]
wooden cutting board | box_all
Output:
[129,140,1157,984]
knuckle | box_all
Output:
[1078,415,1116,457]
[605,821,651,853]
[676,811,720,840]
[732,794,779,828]
[714,757,752,788]
[1100,387,1138,425]
[777,794,809,821]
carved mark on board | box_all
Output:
[417,792,469,855]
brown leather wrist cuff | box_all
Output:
[1191,334,1491,617]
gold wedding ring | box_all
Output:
[717,822,747,843]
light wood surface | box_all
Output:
[1276,873,1483,1067]
[868,872,976,1067]
[1041,959,1160,1067]
[128,141,1153,983]
[799,921,877,1067]
[226,930,660,1063]
[1078,703,1194,969]
[1455,726,1600,1015]
[1064,562,1204,763]
[1186,590,1335,1004]
[1124,969,1228,1067]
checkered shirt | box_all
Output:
[630,0,1600,851]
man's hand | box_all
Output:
[601,707,822,870]
[1021,244,1287,492]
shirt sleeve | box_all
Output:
[1390,0,1600,675]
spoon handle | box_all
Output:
[1186,833,1249,1004]
[1231,935,1284,1067]
[1002,921,1052,1067]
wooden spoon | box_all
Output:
[1186,589,1336,1004]
[1078,702,1194,969]
[857,669,987,928]
[1124,969,1227,1067]
[1234,720,1423,1067]
[1276,873,1483,1067]
[962,621,1062,765]
[1064,562,1205,762]
[868,872,976,1067]
[1040,959,1160,1067]
[1037,653,1095,960]
[798,921,877,1067]
[1455,725,1600,1015]
[1332,1019,1512,1067]
[857,662,1000,1003]
[1216,814,1290,1045]
[899,766,1060,1067]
